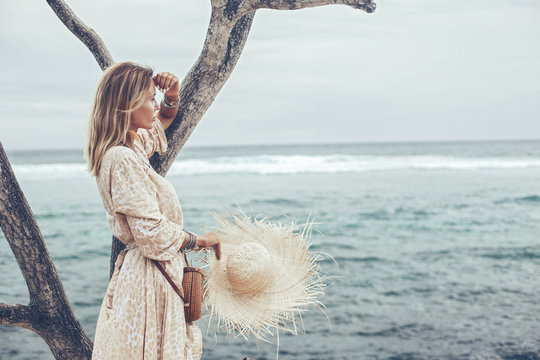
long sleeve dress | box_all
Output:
[91,119,202,360]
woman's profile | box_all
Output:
[85,61,221,359]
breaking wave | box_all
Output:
[11,154,540,180]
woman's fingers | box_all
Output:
[153,72,165,91]
[196,233,221,260]
[153,72,179,94]
[163,74,174,91]
[213,242,221,260]
[152,73,163,91]
[164,76,179,100]
[206,233,221,260]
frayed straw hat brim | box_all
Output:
[204,211,327,341]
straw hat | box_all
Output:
[203,211,327,341]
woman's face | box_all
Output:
[130,83,159,131]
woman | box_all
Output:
[85,61,221,360]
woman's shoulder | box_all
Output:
[103,145,132,162]
[101,145,141,172]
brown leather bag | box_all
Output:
[152,252,204,322]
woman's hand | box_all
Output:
[153,71,179,130]
[198,232,221,260]
[153,72,179,101]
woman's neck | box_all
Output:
[125,129,140,147]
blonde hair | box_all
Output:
[85,61,153,177]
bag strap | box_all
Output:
[182,251,190,267]
[151,258,186,303]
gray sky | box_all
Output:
[1,0,539,150]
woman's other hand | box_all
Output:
[153,72,179,100]
[198,232,221,260]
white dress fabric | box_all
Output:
[91,119,202,360]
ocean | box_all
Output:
[1,140,539,360]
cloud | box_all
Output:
[0,0,539,150]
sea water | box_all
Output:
[1,140,539,360]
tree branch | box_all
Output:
[45,0,114,70]
[239,0,376,15]
[0,303,32,330]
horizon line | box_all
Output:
[5,137,540,153]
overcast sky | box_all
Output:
[0,0,539,150]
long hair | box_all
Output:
[85,61,153,177]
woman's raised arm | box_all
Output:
[153,72,180,131]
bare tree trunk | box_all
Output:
[1,0,375,358]
[0,142,93,359]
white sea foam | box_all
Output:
[11,154,540,180]
[12,163,89,180]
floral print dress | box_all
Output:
[91,119,202,360]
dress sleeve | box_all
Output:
[137,118,168,158]
[110,150,184,260]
